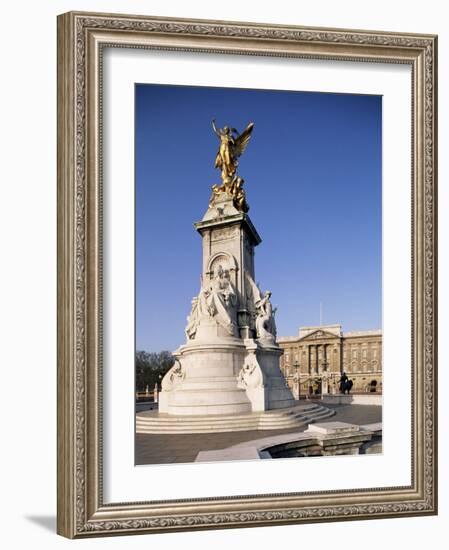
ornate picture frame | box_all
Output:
[57,11,437,538]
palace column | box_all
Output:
[307,345,311,374]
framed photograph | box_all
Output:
[57,11,437,538]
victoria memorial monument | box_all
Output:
[137,120,336,434]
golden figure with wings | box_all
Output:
[211,119,254,212]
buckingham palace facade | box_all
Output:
[277,325,382,397]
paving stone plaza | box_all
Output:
[136,403,382,465]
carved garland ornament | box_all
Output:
[72,15,435,533]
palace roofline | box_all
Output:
[343,330,382,337]
[277,326,382,342]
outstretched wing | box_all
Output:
[233,122,254,158]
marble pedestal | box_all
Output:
[159,336,294,416]
[159,337,252,416]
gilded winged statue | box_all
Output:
[212,120,254,183]
[211,119,254,212]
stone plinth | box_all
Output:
[305,421,360,435]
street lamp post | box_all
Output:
[330,372,337,394]
[294,361,300,400]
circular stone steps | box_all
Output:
[136,403,335,434]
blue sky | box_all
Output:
[135,84,382,352]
